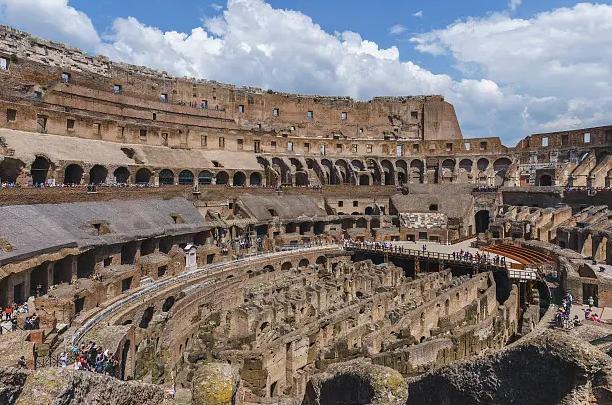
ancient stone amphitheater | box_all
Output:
[0,26,611,405]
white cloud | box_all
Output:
[0,0,100,50]
[413,10,423,18]
[388,24,406,35]
[508,0,522,12]
[211,3,224,11]
[412,3,612,139]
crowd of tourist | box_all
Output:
[0,181,155,189]
[565,186,612,192]
[0,302,32,334]
[555,292,608,329]
[343,239,507,268]
[63,341,119,376]
[473,186,498,193]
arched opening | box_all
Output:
[249,172,262,186]
[316,256,327,266]
[366,159,382,185]
[298,258,310,268]
[493,157,512,186]
[162,296,175,312]
[351,160,365,171]
[475,210,490,234]
[359,174,370,185]
[63,164,83,185]
[198,170,213,185]
[263,265,275,273]
[538,174,553,186]
[314,222,325,235]
[216,171,229,185]
[396,160,408,185]
[295,172,309,186]
[113,167,130,184]
[233,171,246,186]
[477,158,489,172]
[89,165,108,185]
[159,169,174,185]
[272,157,291,185]
[0,158,23,184]
[31,156,50,185]
[178,170,194,185]
[381,160,395,185]
[356,218,368,228]
[364,207,374,215]
[135,168,152,185]
[139,306,154,329]
[441,159,455,182]
[410,160,424,184]
[281,261,292,271]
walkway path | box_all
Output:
[392,238,520,265]
[71,245,340,345]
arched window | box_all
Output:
[113,167,130,184]
[31,156,51,185]
[89,165,108,185]
[159,169,174,185]
[178,170,194,185]
[198,170,213,185]
[249,172,262,186]
[135,168,152,184]
[64,164,84,185]
[233,171,246,186]
[216,171,229,185]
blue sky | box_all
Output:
[67,0,587,81]
[1,0,612,144]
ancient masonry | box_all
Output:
[0,25,611,404]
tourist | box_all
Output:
[17,356,27,369]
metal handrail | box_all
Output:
[344,243,506,269]
[72,244,339,345]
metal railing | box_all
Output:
[344,242,507,270]
[72,244,339,345]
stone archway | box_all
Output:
[113,167,130,184]
[31,155,51,185]
[89,165,108,185]
[178,170,194,185]
[249,172,262,186]
[216,171,229,185]
[233,171,246,186]
[64,164,84,185]
[159,169,175,185]
[199,170,213,185]
[135,168,152,185]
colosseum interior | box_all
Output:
[0,25,611,405]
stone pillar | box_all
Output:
[70,255,78,283]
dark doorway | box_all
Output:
[583,284,598,307]
[538,174,553,186]
[135,168,152,184]
[114,167,130,184]
[31,156,50,185]
[475,210,490,234]
[89,165,108,185]
[64,164,84,185]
